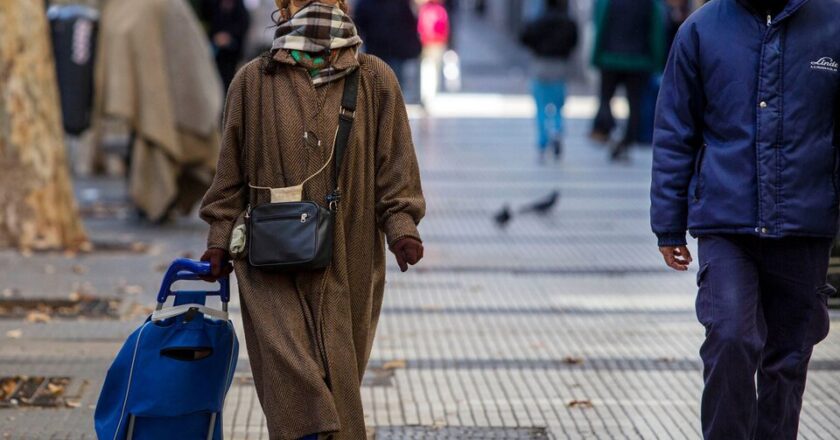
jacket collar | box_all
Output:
[734,0,810,24]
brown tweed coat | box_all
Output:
[199,50,425,439]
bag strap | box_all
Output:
[327,68,360,209]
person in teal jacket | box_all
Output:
[590,0,665,161]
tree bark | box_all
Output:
[0,1,88,251]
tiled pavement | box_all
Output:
[3,11,840,440]
[5,115,838,439]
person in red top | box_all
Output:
[418,0,450,106]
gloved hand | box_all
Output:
[200,248,234,282]
[390,238,424,272]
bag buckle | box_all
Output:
[326,190,342,211]
[339,107,355,120]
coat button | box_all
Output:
[759,101,768,108]
[761,227,768,234]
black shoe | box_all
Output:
[609,143,630,162]
[552,138,563,160]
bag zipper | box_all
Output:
[253,212,311,223]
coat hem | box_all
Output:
[689,227,837,239]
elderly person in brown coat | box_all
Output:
[199,1,426,439]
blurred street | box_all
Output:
[2,5,840,440]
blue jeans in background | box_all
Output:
[696,235,833,439]
[531,79,566,151]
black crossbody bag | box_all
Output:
[244,69,359,271]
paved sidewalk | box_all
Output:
[2,10,840,440]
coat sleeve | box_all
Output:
[650,24,704,247]
[199,68,248,250]
[373,65,426,247]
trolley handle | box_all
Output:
[156,258,231,304]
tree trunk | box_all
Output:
[0,1,88,251]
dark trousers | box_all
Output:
[216,49,243,94]
[383,58,407,87]
[592,69,648,145]
[696,235,833,440]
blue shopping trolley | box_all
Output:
[95,259,239,440]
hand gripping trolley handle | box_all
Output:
[95,259,239,440]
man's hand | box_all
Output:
[390,238,424,272]
[200,248,234,282]
[659,246,693,271]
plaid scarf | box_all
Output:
[272,2,362,86]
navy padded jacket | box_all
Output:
[651,0,840,246]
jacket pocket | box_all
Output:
[695,263,714,329]
[809,284,835,345]
[693,143,707,202]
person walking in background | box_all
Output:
[664,0,691,54]
[590,0,664,161]
[418,0,450,107]
[444,0,459,48]
[207,0,251,93]
[520,0,578,163]
[199,1,426,438]
[353,0,422,86]
[651,0,840,438]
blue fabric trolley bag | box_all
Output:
[95,259,239,440]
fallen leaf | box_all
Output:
[567,399,594,409]
[382,359,407,370]
[71,265,89,275]
[65,399,81,408]
[130,242,149,253]
[25,311,52,324]
[1,378,18,398]
[5,329,23,339]
[118,284,144,295]
[46,383,64,395]
[563,356,585,365]
[420,304,443,312]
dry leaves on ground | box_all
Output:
[71,265,89,275]
[25,311,52,323]
[567,399,594,409]
[382,359,407,370]
[563,356,585,365]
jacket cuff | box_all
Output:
[656,232,687,247]
[383,212,422,248]
[207,221,234,251]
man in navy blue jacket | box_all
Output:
[650,0,840,438]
